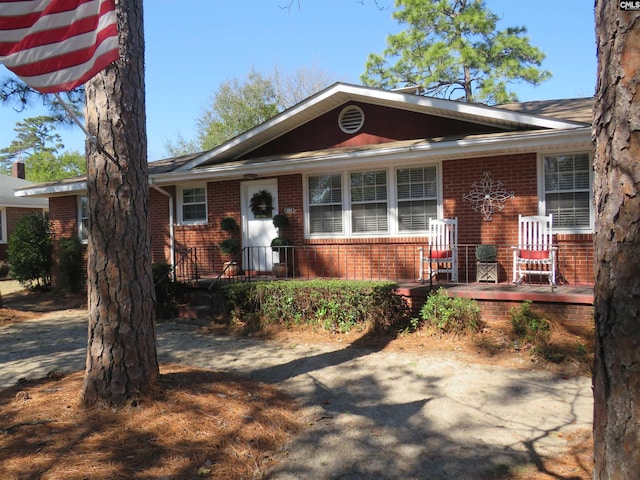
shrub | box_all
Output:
[416,287,482,334]
[475,244,497,263]
[219,238,241,256]
[221,279,410,334]
[270,236,292,251]
[57,236,85,292]
[220,217,238,233]
[8,213,52,288]
[0,261,9,279]
[153,262,175,318]
[272,214,290,230]
[510,300,550,345]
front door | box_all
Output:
[242,179,278,273]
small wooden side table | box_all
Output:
[476,262,498,283]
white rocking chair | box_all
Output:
[512,214,556,288]
[419,217,458,283]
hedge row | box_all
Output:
[220,279,411,333]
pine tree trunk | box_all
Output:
[592,2,640,477]
[81,0,159,406]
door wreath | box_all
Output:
[249,189,274,218]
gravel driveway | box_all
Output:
[0,311,593,480]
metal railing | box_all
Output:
[173,242,594,287]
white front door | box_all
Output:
[242,179,278,272]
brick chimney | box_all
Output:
[11,161,25,179]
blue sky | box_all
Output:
[0,0,597,162]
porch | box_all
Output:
[172,242,594,324]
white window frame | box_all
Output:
[177,184,208,225]
[396,165,439,233]
[538,151,594,233]
[304,161,442,238]
[307,173,345,236]
[349,169,389,235]
[78,196,89,243]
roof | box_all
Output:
[0,175,48,208]
[14,83,594,198]
[498,97,594,124]
[177,82,588,172]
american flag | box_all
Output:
[0,0,119,93]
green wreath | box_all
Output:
[249,189,274,218]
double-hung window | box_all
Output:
[179,186,207,224]
[308,174,343,234]
[543,152,592,230]
[397,166,438,232]
[78,196,89,242]
[350,170,388,234]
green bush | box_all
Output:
[57,237,85,292]
[416,287,482,334]
[8,213,52,288]
[0,261,9,279]
[510,300,550,345]
[153,262,175,318]
[221,279,410,334]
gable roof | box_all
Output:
[177,82,588,172]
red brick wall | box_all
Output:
[277,174,304,244]
[0,206,47,260]
[45,152,594,285]
[476,299,594,327]
[150,187,172,264]
[48,196,84,287]
[168,180,242,274]
[442,154,592,284]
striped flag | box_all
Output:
[0,0,119,93]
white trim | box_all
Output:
[304,161,443,240]
[15,180,87,197]
[153,127,592,185]
[177,184,208,226]
[348,168,390,236]
[77,196,88,244]
[304,173,346,238]
[537,150,594,233]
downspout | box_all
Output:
[149,182,175,279]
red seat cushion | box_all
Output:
[428,249,452,259]
[519,249,550,260]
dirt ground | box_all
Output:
[0,281,594,479]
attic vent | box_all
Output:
[338,105,365,134]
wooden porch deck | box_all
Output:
[396,281,594,306]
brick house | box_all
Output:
[0,162,49,261]
[15,83,594,291]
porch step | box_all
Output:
[175,288,212,321]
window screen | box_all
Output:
[397,166,438,232]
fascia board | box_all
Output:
[345,86,585,130]
[14,180,87,197]
[153,127,592,184]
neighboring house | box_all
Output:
[0,162,49,261]
[15,83,594,288]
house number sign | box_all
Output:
[462,171,514,221]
